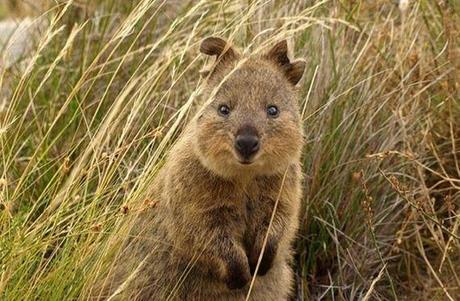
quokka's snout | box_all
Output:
[234,124,260,163]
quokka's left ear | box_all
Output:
[264,40,306,85]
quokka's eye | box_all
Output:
[267,105,279,118]
[218,104,231,117]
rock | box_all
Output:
[0,17,38,68]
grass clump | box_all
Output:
[0,0,459,300]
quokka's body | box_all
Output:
[96,37,306,301]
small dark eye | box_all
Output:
[218,104,231,117]
[267,105,279,118]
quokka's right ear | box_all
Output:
[200,37,239,77]
[200,37,238,60]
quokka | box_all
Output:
[96,36,306,301]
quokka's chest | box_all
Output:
[241,181,275,215]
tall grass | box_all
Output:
[0,0,458,300]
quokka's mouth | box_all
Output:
[233,151,260,166]
[237,155,260,165]
[238,159,254,165]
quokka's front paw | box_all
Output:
[225,259,251,290]
[248,242,277,276]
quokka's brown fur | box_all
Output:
[94,37,306,301]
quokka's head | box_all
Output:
[192,37,305,178]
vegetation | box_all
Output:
[0,0,459,300]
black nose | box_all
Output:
[235,134,260,160]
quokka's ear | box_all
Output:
[200,37,239,77]
[264,40,306,85]
[200,36,238,60]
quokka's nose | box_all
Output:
[235,133,260,160]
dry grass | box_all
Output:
[0,0,459,300]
